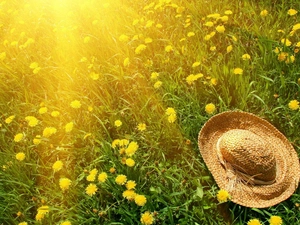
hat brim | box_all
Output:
[198,111,300,208]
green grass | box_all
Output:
[0,0,300,224]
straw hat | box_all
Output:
[198,111,300,208]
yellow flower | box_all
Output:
[247,219,262,225]
[25,116,39,127]
[154,81,162,89]
[123,57,130,67]
[137,123,146,131]
[168,114,177,123]
[216,25,225,33]
[260,9,268,17]
[35,205,49,221]
[90,72,99,80]
[85,183,98,196]
[5,115,15,124]
[51,111,60,117]
[205,103,216,114]
[242,54,251,60]
[33,135,42,145]
[165,107,176,116]
[288,9,297,16]
[52,160,63,172]
[220,15,228,22]
[281,38,292,47]
[144,37,153,44]
[135,44,147,54]
[18,222,28,225]
[135,194,147,206]
[114,120,122,127]
[125,141,138,156]
[42,127,57,137]
[109,167,116,173]
[277,52,288,61]
[150,72,159,80]
[216,189,230,203]
[116,174,127,185]
[226,45,233,53]
[126,158,135,167]
[30,62,39,69]
[98,172,108,183]
[16,152,25,161]
[60,221,72,225]
[224,10,233,15]
[192,61,200,68]
[269,216,283,225]
[292,23,300,32]
[204,21,214,27]
[141,211,154,225]
[126,180,136,190]
[14,133,24,142]
[204,34,211,41]
[288,99,299,110]
[187,32,195,37]
[122,189,136,200]
[165,45,173,52]
[65,122,74,133]
[59,178,72,191]
[70,100,81,109]
[233,67,243,75]
[119,34,129,42]
[38,107,47,114]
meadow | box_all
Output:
[0,0,300,224]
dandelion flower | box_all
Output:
[288,9,297,16]
[233,68,243,75]
[5,115,15,124]
[52,160,63,172]
[51,111,60,117]
[126,180,136,190]
[115,174,127,185]
[205,103,216,114]
[247,219,262,225]
[242,54,251,60]
[292,23,300,32]
[114,120,122,127]
[25,116,39,127]
[35,205,49,221]
[137,123,146,131]
[109,167,116,173]
[60,221,72,225]
[187,32,195,37]
[141,211,154,225]
[85,183,98,196]
[65,122,74,133]
[135,44,147,54]
[122,190,136,200]
[30,62,39,69]
[38,107,47,114]
[42,127,57,137]
[90,72,99,80]
[125,141,139,156]
[204,34,211,41]
[204,21,214,27]
[98,172,108,183]
[260,9,268,17]
[288,99,299,110]
[224,10,233,15]
[216,25,225,33]
[135,194,147,206]
[165,45,173,52]
[192,61,200,68]
[217,189,230,203]
[70,100,81,109]
[16,152,25,161]
[269,216,283,225]
[14,133,24,142]
[33,135,42,145]
[119,34,129,42]
[126,158,135,167]
[226,45,233,53]
[154,81,162,89]
[123,57,130,67]
[150,72,159,80]
[59,178,72,191]
[167,114,177,123]
[18,222,28,225]
[166,107,176,116]
[144,37,153,43]
[220,15,228,22]
[281,38,292,47]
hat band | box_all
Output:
[216,136,276,189]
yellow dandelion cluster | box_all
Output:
[125,141,139,156]
[65,122,74,133]
[35,205,49,221]
[153,80,162,89]
[87,168,98,182]
[216,189,230,203]
[52,160,63,172]
[165,107,177,123]
[140,211,154,225]
[125,158,135,167]
[135,44,147,54]
[85,183,98,196]
[269,215,283,225]
[115,174,127,185]
[25,116,39,127]
[135,194,147,206]
[14,133,24,142]
[70,100,81,109]
[42,127,57,137]
[186,73,203,85]
[119,34,129,42]
[122,189,136,200]
[59,178,72,191]
[260,9,268,17]
[38,107,48,114]
[98,172,108,183]
[288,100,299,110]
[16,152,26,161]
[150,72,159,80]
[216,25,225,33]
[5,115,15,124]
[288,9,297,16]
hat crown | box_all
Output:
[219,129,276,182]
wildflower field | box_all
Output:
[0,0,300,224]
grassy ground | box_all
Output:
[0,0,300,224]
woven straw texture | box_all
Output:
[198,111,300,208]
